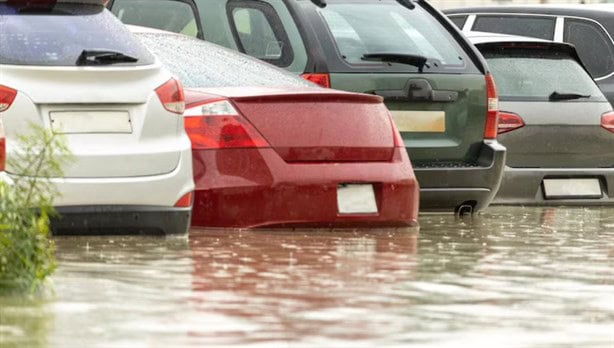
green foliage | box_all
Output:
[0,126,72,293]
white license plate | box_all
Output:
[543,178,602,199]
[390,110,445,133]
[337,184,378,214]
[50,111,132,134]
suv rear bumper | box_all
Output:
[493,167,614,205]
[51,205,191,235]
[415,140,506,213]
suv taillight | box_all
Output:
[498,111,525,134]
[300,73,330,88]
[484,73,499,140]
[602,111,614,133]
[156,78,185,115]
[0,85,17,113]
[183,99,269,150]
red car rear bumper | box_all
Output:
[191,147,419,228]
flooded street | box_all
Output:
[1,206,613,347]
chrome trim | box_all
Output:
[554,16,565,42]
[463,14,476,32]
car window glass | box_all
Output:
[227,1,293,67]
[232,8,282,59]
[318,2,467,72]
[136,32,312,89]
[111,0,199,38]
[473,15,555,40]
[564,18,614,78]
[0,4,154,66]
[449,15,467,29]
[483,48,604,102]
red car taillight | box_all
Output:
[174,191,193,208]
[300,73,330,88]
[484,73,499,140]
[156,78,185,115]
[498,111,525,134]
[601,111,614,133]
[0,85,17,113]
[184,99,269,150]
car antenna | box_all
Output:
[395,0,415,10]
[310,0,327,8]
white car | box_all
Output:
[0,0,194,235]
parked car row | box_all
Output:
[1,0,612,235]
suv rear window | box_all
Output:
[317,1,475,73]
[482,47,604,102]
[111,0,200,38]
[135,32,312,88]
[0,4,154,66]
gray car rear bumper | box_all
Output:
[416,140,506,213]
[51,205,192,236]
[493,167,614,205]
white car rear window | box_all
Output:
[484,48,604,102]
[0,4,154,66]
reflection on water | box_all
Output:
[1,207,613,347]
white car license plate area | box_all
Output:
[50,111,132,134]
[337,184,378,214]
[543,178,602,199]
[391,110,445,133]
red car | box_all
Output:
[133,27,419,229]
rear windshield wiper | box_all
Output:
[76,50,138,66]
[549,91,591,101]
[362,53,429,72]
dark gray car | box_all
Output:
[467,32,614,205]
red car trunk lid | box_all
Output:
[221,88,395,162]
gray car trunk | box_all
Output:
[499,101,614,168]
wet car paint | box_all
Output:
[1,206,612,347]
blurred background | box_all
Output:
[433,0,614,9]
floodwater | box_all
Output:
[1,206,613,348]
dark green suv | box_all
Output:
[108,0,506,213]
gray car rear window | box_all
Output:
[483,48,605,102]
[0,4,154,66]
[135,32,312,88]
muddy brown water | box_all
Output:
[1,206,613,347]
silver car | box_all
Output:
[0,0,194,234]
[468,32,614,205]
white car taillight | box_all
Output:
[0,85,16,172]
[0,84,17,113]
[601,111,614,133]
[498,111,525,134]
[484,73,499,140]
[155,78,185,115]
[183,99,269,150]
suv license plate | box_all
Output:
[337,184,378,214]
[543,178,602,199]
